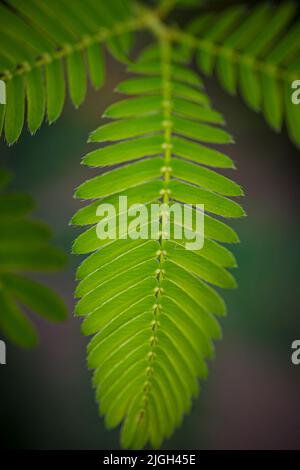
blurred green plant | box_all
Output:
[0,0,135,143]
[0,0,299,450]
[175,1,300,144]
[0,0,299,146]
[0,168,67,347]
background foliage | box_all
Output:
[0,168,67,347]
[0,0,294,452]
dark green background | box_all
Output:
[0,43,300,449]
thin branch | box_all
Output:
[169,26,299,82]
[0,17,144,82]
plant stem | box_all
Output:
[0,17,143,82]
[169,26,299,82]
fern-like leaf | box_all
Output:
[72,40,244,449]
[174,2,300,147]
[0,168,67,347]
[0,0,136,144]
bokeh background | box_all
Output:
[0,27,300,450]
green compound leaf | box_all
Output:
[179,1,300,147]
[72,40,244,449]
[0,0,137,143]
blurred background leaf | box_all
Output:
[0,168,68,348]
